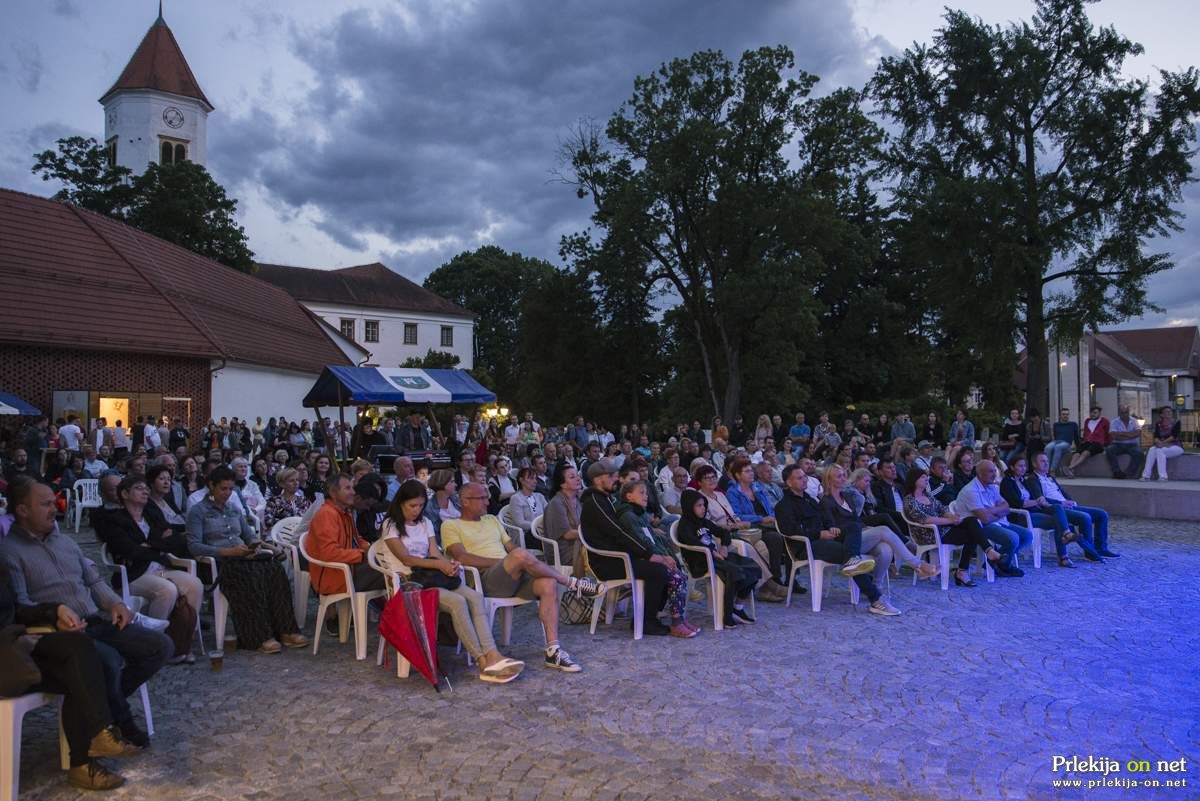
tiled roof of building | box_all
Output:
[99,14,213,110]
[0,188,350,374]
[1102,327,1200,372]
[254,261,474,319]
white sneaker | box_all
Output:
[869,599,901,616]
[841,556,876,577]
[132,613,169,632]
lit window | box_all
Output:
[365,320,380,343]
[441,326,453,347]
[404,323,418,345]
[340,318,355,340]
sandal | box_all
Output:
[1057,557,1077,569]
[915,562,939,579]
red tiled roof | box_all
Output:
[0,188,350,374]
[99,15,213,111]
[1102,327,1200,372]
[254,262,474,318]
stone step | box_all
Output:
[1058,477,1200,521]
[1070,450,1200,481]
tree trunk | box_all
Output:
[1025,285,1050,417]
[717,320,741,422]
[691,317,722,417]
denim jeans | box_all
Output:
[1105,443,1145,477]
[1042,504,1101,559]
[1044,440,1072,472]
[980,520,1033,568]
[1028,511,1065,558]
[999,444,1025,464]
[1050,503,1110,553]
[86,617,172,728]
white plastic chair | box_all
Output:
[577,524,646,640]
[1006,509,1044,569]
[528,514,570,576]
[188,555,231,652]
[498,503,526,550]
[669,520,733,631]
[268,516,309,629]
[1,693,69,801]
[367,539,412,679]
[900,510,995,589]
[299,531,386,660]
[69,479,101,532]
[772,520,860,611]
[460,562,537,647]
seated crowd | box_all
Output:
[0,404,1144,791]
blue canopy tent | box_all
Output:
[303,367,495,407]
[303,367,496,467]
[0,391,41,416]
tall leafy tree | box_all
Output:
[32,136,254,272]
[871,0,1200,413]
[565,47,822,420]
[423,246,554,402]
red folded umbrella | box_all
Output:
[378,586,444,691]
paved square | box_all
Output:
[13,517,1199,801]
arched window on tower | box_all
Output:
[159,139,188,165]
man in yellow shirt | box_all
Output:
[441,483,599,672]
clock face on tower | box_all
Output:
[106,111,117,128]
[163,107,185,129]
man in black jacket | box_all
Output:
[773,465,894,614]
[397,412,427,453]
[869,457,909,537]
[578,459,670,636]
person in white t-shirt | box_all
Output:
[58,416,83,452]
[143,417,162,451]
[380,478,525,683]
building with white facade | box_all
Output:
[255,262,476,369]
[1031,327,1199,422]
[99,8,212,173]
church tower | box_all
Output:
[99,5,213,174]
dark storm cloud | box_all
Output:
[10,41,43,93]
[210,0,867,274]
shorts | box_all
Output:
[481,560,537,600]
[1081,442,1104,456]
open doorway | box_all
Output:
[99,395,132,434]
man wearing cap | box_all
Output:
[579,459,673,636]
[441,482,599,672]
[914,441,935,472]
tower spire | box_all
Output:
[157,0,163,22]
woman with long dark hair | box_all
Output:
[380,479,524,683]
[902,468,1001,587]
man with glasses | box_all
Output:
[441,483,600,673]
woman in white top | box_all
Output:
[231,457,266,525]
[488,456,517,506]
[508,468,547,534]
[380,479,524,683]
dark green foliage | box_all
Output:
[32,136,254,272]
[871,0,1200,412]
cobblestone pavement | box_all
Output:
[14,516,1199,801]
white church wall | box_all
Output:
[104,91,209,173]
[210,361,317,426]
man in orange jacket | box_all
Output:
[307,475,386,596]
